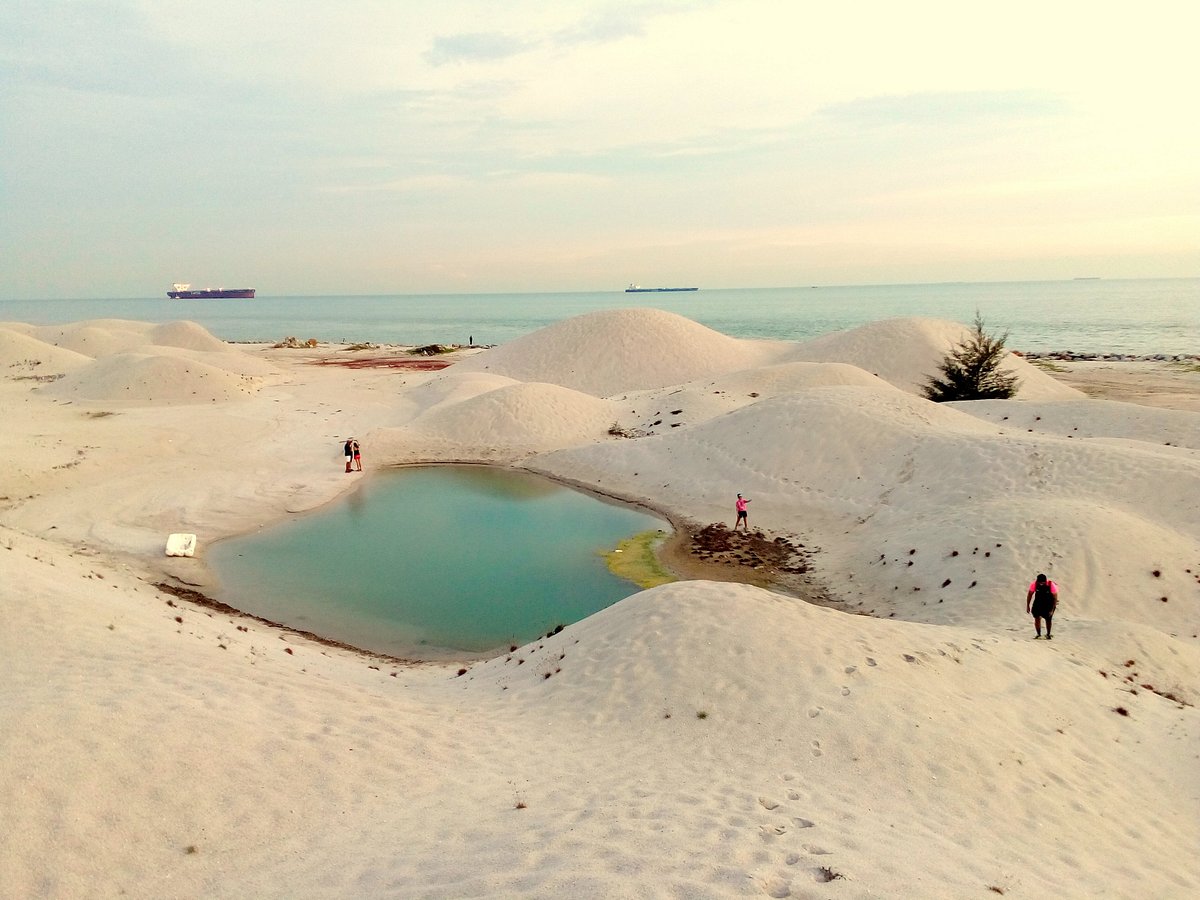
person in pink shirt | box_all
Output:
[734,493,751,531]
[1025,573,1059,639]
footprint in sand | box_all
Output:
[866,657,877,667]
[759,797,780,811]
[793,817,815,829]
[840,686,851,696]
[803,843,831,855]
[844,665,857,674]
[810,740,822,758]
[787,790,800,801]
[807,707,821,718]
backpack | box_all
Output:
[1034,580,1055,604]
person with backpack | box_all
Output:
[343,438,355,473]
[1026,573,1059,639]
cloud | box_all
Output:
[0,1,191,97]
[554,9,648,45]
[425,31,536,66]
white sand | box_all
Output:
[2,312,1198,899]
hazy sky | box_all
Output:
[2,0,1197,298]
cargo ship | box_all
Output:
[167,283,255,299]
[625,283,698,293]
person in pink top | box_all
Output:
[734,493,751,531]
[1025,573,1059,639]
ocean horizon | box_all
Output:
[2,277,1196,356]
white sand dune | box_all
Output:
[0,326,93,373]
[452,307,791,396]
[379,381,618,461]
[2,313,1199,899]
[41,351,263,405]
[955,397,1200,451]
[785,316,1083,401]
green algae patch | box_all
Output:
[602,530,676,589]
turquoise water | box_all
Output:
[2,278,1196,355]
[206,466,667,658]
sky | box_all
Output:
[1,0,1197,299]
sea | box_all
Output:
[2,278,1196,356]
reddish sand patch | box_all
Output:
[313,357,452,370]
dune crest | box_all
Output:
[452,307,790,396]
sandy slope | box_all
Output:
[2,313,1198,899]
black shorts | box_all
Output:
[1032,601,1054,618]
[737,510,748,520]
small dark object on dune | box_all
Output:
[1114,707,1129,716]
[456,668,467,677]
[1152,569,1162,577]
[284,647,293,655]
[815,866,845,882]
[174,616,182,623]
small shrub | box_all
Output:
[923,313,1021,402]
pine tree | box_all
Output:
[922,313,1021,402]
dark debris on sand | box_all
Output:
[688,523,812,575]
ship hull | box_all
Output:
[624,287,698,293]
[167,288,256,299]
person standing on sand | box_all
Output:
[344,439,354,473]
[734,493,751,531]
[352,438,362,472]
[1026,573,1059,639]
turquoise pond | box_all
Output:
[206,466,668,658]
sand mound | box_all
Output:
[381,382,618,461]
[29,319,157,357]
[27,318,231,359]
[400,371,522,418]
[452,307,789,396]
[607,361,894,436]
[954,397,1200,451]
[537,381,1200,633]
[0,327,93,374]
[41,352,260,405]
[787,317,1082,401]
[149,320,229,353]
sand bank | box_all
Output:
[2,313,1198,898]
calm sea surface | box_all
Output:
[2,279,1196,355]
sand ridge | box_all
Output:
[2,311,1198,898]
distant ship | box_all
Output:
[625,283,699,293]
[167,283,255,299]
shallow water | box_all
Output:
[206,466,667,658]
